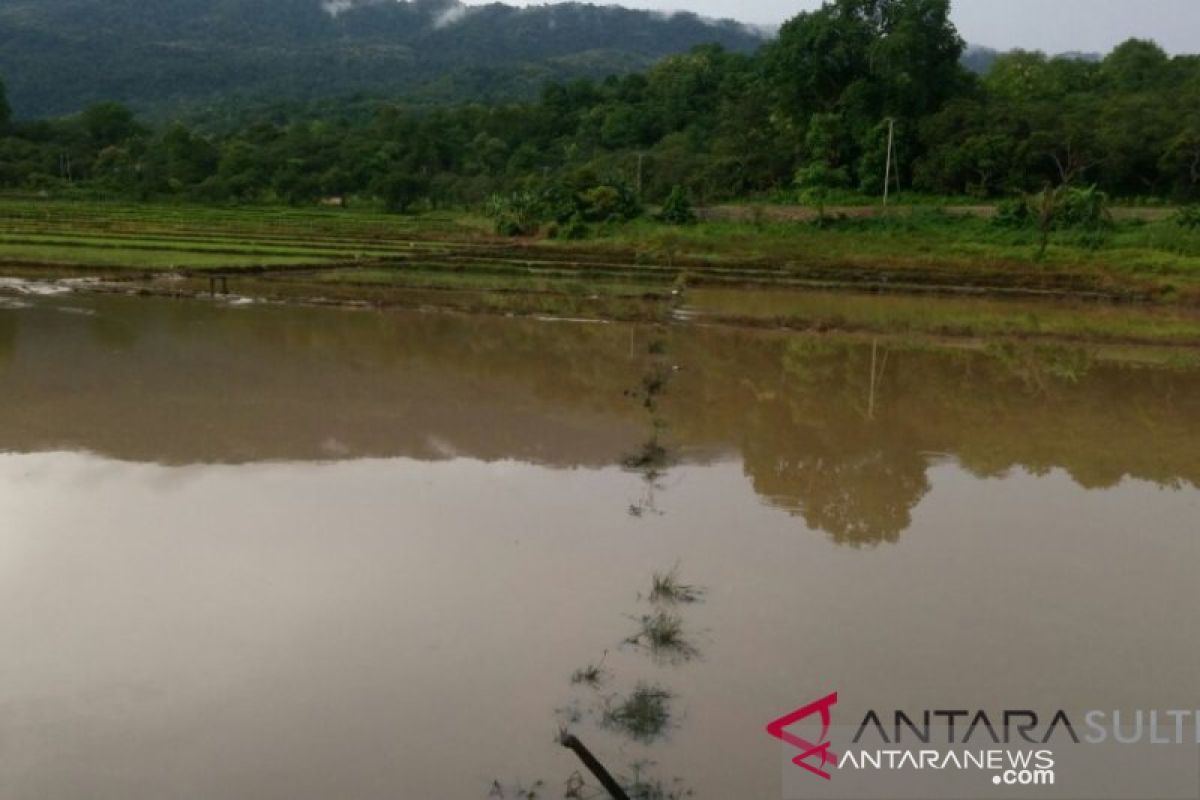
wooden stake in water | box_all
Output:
[560,733,630,800]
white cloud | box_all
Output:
[321,0,355,16]
[433,3,472,28]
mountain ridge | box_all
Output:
[0,0,1120,119]
[0,0,765,117]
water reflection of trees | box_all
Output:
[0,309,16,366]
[664,332,1200,545]
[714,335,927,544]
[4,297,1200,545]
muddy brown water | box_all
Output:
[1,292,1198,799]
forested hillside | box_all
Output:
[0,0,1198,212]
[0,0,764,117]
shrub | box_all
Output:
[485,191,540,236]
[546,213,590,240]
[993,196,1032,228]
[372,171,429,214]
[560,213,590,240]
[578,182,641,223]
[794,162,849,223]
[1174,205,1200,230]
[537,182,580,224]
[658,185,697,225]
[1054,185,1112,231]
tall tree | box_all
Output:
[765,0,967,187]
[766,0,965,124]
[1100,39,1170,91]
[80,102,141,148]
[0,76,10,130]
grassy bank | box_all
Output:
[562,211,1200,300]
[2,197,1200,346]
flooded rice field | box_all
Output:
[1,292,1198,799]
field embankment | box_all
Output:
[2,198,1200,348]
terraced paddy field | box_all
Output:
[3,197,1200,347]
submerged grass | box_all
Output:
[487,779,547,799]
[625,610,699,664]
[622,765,696,800]
[570,652,610,689]
[621,436,669,473]
[602,683,674,744]
[649,567,704,605]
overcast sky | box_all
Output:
[462,0,1200,55]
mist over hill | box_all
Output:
[0,0,765,117]
[962,44,1102,75]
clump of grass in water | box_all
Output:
[570,652,609,688]
[639,367,671,411]
[488,778,546,799]
[625,342,674,413]
[622,431,671,518]
[626,610,699,663]
[624,762,695,800]
[555,701,584,727]
[561,760,694,800]
[622,435,669,472]
[649,567,704,605]
[602,683,674,744]
[563,771,587,799]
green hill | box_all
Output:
[0,0,765,117]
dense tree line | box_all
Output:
[1,0,1198,213]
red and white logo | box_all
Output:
[767,692,840,780]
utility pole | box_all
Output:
[636,152,644,200]
[883,118,895,207]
